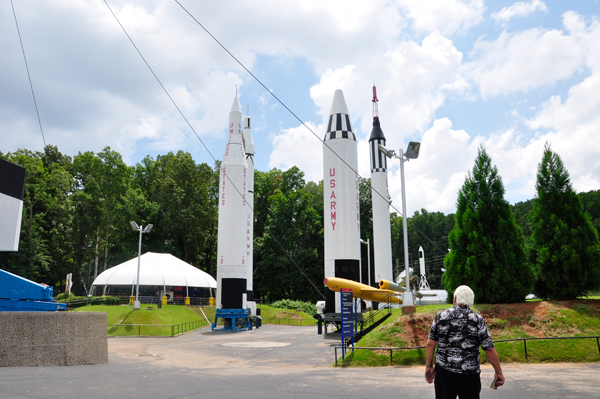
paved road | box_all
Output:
[1,325,598,398]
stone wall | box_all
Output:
[0,312,108,367]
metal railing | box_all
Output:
[107,319,209,337]
[261,318,317,326]
[334,335,600,366]
[362,303,393,330]
[494,336,600,360]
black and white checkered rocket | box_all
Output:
[323,89,360,313]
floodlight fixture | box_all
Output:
[143,224,153,233]
[405,141,421,159]
[130,221,139,231]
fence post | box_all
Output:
[390,349,393,365]
[524,339,528,360]
[138,325,141,336]
[596,337,600,356]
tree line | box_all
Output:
[1,144,599,303]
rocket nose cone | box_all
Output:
[230,92,242,114]
[329,89,349,115]
[369,117,386,141]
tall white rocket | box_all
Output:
[323,89,360,313]
[243,106,256,315]
[418,246,431,290]
[369,85,393,284]
[216,93,249,310]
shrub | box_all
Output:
[56,292,75,301]
[270,299,317,316]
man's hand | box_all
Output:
[425,367,435,384]
[484,347,505,387]
[493,371,505,387]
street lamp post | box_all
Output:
[378,142,420,307]
[360,239,371,286]
[81,244,93,293]
[130,221,153,310]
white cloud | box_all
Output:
[268,122,324,182]
[491,0,548,24]
[398,0,485,35]
[270,32,467,185]
[526,74,600,193]
[464,12,592,98]
[393,118,474,215]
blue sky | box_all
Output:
[2,0,600,215]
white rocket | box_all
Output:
[418,246,431,290]
[216,93,249,310]
[242,106,256,316]
[323,89,360,313]
[369,85,393,284]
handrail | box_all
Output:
[334,335,600,366]
[108,319,209,337]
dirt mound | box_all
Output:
[394,300,600,347]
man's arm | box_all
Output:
[425,339,437,384]
[484,347,505,387]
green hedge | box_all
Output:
[270,299,317,316]
[59,296,121,308]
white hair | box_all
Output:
[454,285,474,307]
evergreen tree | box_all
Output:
[443,146,532,303]
[529,144,600,299]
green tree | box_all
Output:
[392,209,454,289]
[443,146,532,303]
[2,147,76,292]
[529,144,600,299]
[253,167,324,303]
[72,147,131,279]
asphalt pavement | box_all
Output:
[1,324,599,398]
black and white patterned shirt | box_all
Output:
[428,305,494,375]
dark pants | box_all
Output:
[434,366,481,399]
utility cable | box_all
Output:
[102,0,324,299]
[10,0,46,147]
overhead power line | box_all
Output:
[172,0,449,258]
[10,0,46,147]
[102,0,324,299]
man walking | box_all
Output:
[425,285,504,398]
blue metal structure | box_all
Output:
[212,308,251,332]
[0,269,66,311]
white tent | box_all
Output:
[91,252,216,297]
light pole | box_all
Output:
[81,244,93,293]
[378,142,420,307]
[130,221,153,310]
[360,239,371,286]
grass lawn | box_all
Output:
[259,304,316,325]
[75,304,205,336]
[338,300,600,367]
[75,303,315,335]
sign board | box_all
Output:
[340,288,354,358]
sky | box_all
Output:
[2,0,600,217]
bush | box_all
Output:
[270,299,317,316]
[58,295,121,308]
[56,292,75,301]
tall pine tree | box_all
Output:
[529,144,600,299]
[443,146,532,303]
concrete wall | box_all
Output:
[0,312,108,367]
